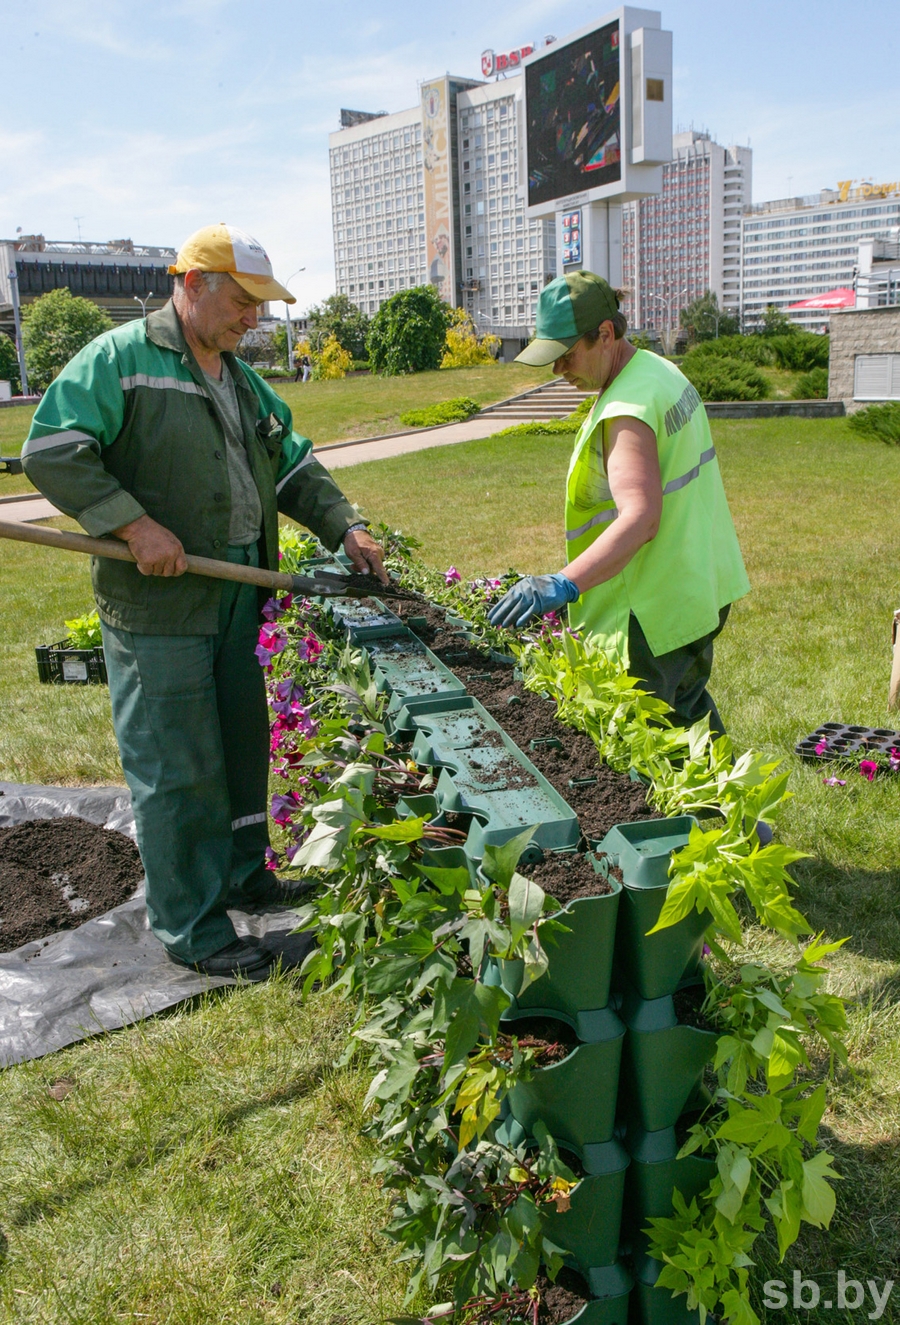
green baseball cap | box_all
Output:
[515,271,620,366]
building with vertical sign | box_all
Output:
[620,131,751,338]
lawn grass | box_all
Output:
[1,416,900,1321]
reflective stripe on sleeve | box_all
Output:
[231,812,268,831]
[21,429,98,457]
[662,446,717,495]
[275,449,317,495]
[566,507,618,541]
[119,373,206,397]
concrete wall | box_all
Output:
[828,306,900,411]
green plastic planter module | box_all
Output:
[396,695,580,858]
[600,818,708,1002]
[552,1264,633,1325]
[542,1139,630,1274]
[365,632,467,716]
[500,868,623,1035]
[506,1008,625,1152]
[623,1123,716,1231]
[617,989,717,1134]
[329,596,406,642]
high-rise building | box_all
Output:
[740,184,900,329]
[328,71,556,344]
[620,131,751,338]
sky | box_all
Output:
[2,0,898,313]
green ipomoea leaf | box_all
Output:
[443,980,510,1070]
[365,817,427,842]
[507,870,545,948]
[419,865,472,896]
[481,827,536,890]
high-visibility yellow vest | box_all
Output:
[565,349,749,662]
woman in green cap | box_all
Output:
[488,270,749,737]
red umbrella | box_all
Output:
[787,288,855,309]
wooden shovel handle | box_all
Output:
[890,609,900,711]
[0,517,295,593]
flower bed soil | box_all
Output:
[519,852,613,905]
[537,1267,593,1322]
[0,817,144,952]
[499,1015,580,1067]
[396,601,658,844]
[673,983,717,1032]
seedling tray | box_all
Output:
[35,640,107,685]
[795,723,900,761]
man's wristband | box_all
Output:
[344,522,368,536]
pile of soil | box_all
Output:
[0,817,144,953]
[537,1267,593,1322]
[673,983,717,1032]
[395,600,658,844]
[519,852,613,906]
[499,1015,579,1067]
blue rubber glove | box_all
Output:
[487,573,580,629]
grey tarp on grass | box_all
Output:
[0,782,313,1067]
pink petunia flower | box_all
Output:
[815,740,827,756]
[823,776,846,787]
[255,622,288,667]
[265,846,281,871]
[444,566,462,585]
[271,790,303,825]
[297,633,324,663]
[859,760,878,782]
[889,748,900,772]
[271,677,307,717]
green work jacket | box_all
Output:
[22,301,359,634]
[565,349,750,662]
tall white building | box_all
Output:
[620,131,751,336]
[328,73,556,340]
[740,185,900,329]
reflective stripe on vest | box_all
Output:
[564,444,717,541]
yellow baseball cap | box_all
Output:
[169,223,296,303]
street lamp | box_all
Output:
[7,265,29,397]
[133,290,153,319]
[283,268,305,372]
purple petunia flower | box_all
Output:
[890,748,900,772]
[444,566,461,585]
[823,776,846,787]
[297,633,324,663]
[271,790,302,825]
[860,759,878,782]
[265,846,281,871]
[271,677,307,717]
[815,740,827,756]
[255,622,288,668]
[262,592,293,622]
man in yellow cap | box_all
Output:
[489,270,749,740]
[22,224,387,980]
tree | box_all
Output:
[22,289,113,390]
[307,293,370,362]
[680,291,739,343]
[367,286,450,376]
[0,332,20,393]
[759,303,795,337]
[440,307,500,368]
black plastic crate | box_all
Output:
[35,640,107,686]
[795,723,900,761]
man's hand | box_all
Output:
[488,573,580,630]
[343,527,389,584]
[114,514,188,577]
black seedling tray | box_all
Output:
[35,640,107,685]
[795,723,900,761]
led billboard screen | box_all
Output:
[525,19,622,209]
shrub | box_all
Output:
[681,353,770,401]
[22,289,113,390]
[306,293,370,361]
[314,333,352,380]
[441,308,500,368]
[63,610,102,649]
[349,359,371,372]
[495,396,596,438]
[847,402,900,445]
[0,331,20,393]
[791,366,829,399]
[683,336,776,367]
[767,332,829,371]
[399,397,480,427]
[367,286,449,376]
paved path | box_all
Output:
[316,415,520,470]
[0,495,60,522]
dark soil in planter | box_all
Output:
[396,601,658,844]
[537,1267,593,1322]
[499,1015,580,1066]
[519,853,613,905]
[673,983,717,1033]
[0,817,144,952]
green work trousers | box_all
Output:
[101,544,271,961]
[627,605,730,739]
